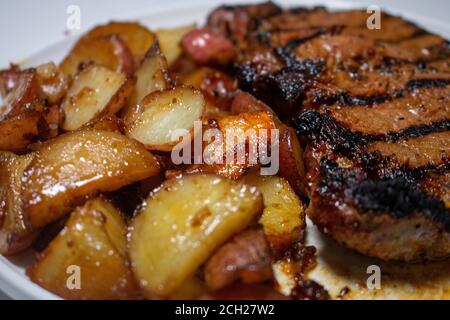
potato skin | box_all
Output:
[59,35,135,77]
[0,152,37,255]
[129,174,263,299]
[278,127,306,197]
[0,111,42,153]
[85,22,156,65]
[27,198,139,300]
[21,129,160,229]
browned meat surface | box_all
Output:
[203,228,273,290]
[198,2,450,261]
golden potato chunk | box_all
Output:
[243,171,305,254]
[129,174,263,299]
[61,65,134,131]
[0,111,42,153]
[129,42,169,107]
[28,198,139,299]
[59,35,134,77]
[84,22,156,64]
[22,129,160,229]
[0,152,36,255]
[156,24,195,65]
[125,87,205,151]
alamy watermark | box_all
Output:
[366,5,381,30]
[66,5,81,31]
[170,120,280,175]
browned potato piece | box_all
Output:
[243,171,305,254]
[28,198,139,299]
[243,172,306,296]
[85,22,156,64]
[0,111,42,153]
[1,69,40,120]
[59,35,135,77]
[125,87,205,151]
[185,111,277,180]
[129,174,263,299]
[61,65,134,131]
[35,62,68,105]
[0,64,21,97]
[84,115,123,133]
[0,152,37,255]
[21,129,160,229]
[156,24,195,65]
[0,67,61,152]
[129,42,169,107]
[180,67,237,110]
[278,127,306,197]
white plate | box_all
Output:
[0,0,449,300]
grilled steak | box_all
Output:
[197,2,450,261]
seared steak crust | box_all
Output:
[205,2,450,261]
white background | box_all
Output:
[0,0,449,299]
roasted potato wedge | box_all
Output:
[1,69,40,120]
[0,111,42,153]
[0,64,21,97]
[35,62,68,105]
[61,65,134,131]
[186,111,277,180]
[59,35,134,77]
[230,91,277,117]
[243,171,305,254]
[180,67,237,110]
[278,127,306,197]
[28,198,139,299]
[0,152,37,255]
[21,129,160,229]
[84,22,156,64]
[125,86,205,151]
[156,24,195,65]
[84,114,123,133]
[129,174,263,299]
[129,42,169,107]
[0,67,61,152]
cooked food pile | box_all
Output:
[0,1,448,299]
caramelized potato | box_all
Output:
[129,42,169,107]
[28,198,139,299]
[125,87,205,151]
[278,127,306,197]
[35,62,68,104]
[0,69,40,120]
[0,152,36,255]
[243,171,305,254]
[22,129,160,229]
[230,91,276,117]
[0,111,42,152]
[156,24,195,65]
[59,35,134,77]
[84,114,123,133]
[0,64,21,97]
[186,111,277,180]
[84,22,156,64]
[181,67,237,110]
[129,174,263,299]
[61,65,134,131]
